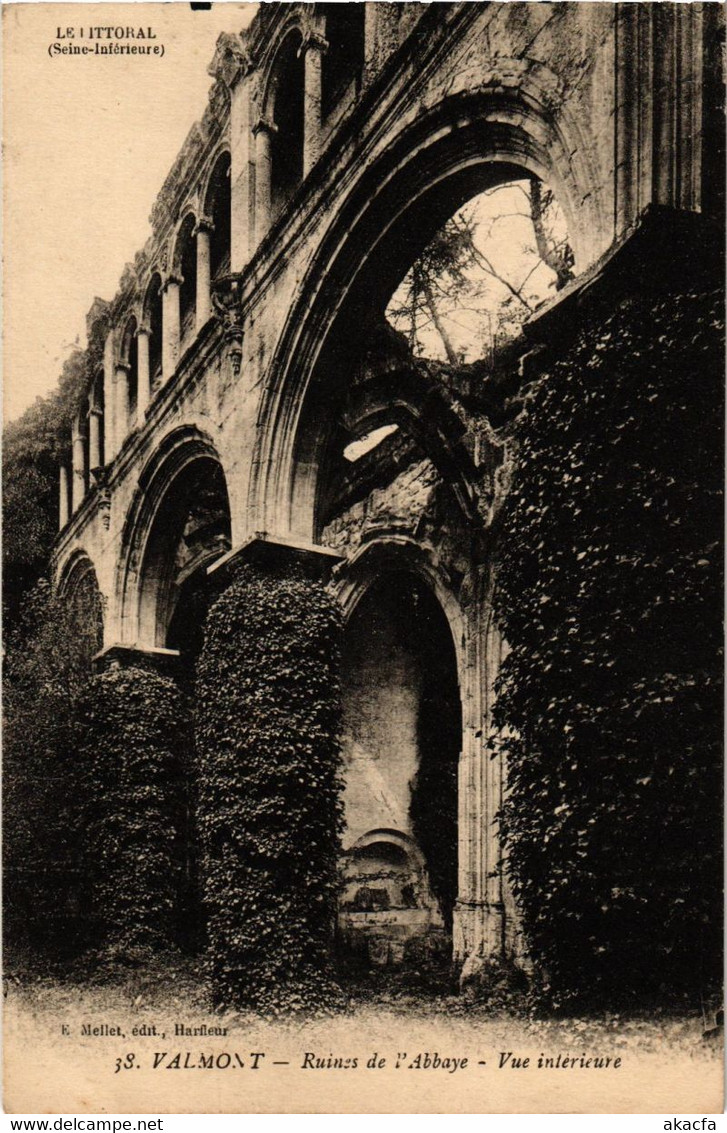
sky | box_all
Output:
[3,1,259,424]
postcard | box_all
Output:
[3,1,723,1116]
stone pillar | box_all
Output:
[252,118,276,243]
[195,218,214,328]
[103,329,116,462]
[115,362,130,445]
[161,275,181,380]
[453,580,508,981]
[88,407,102,472]
[71,415,86,513]
[201,535,343,1004]
[59,463,70,529]
[302,32,328,176]
[136,324,151,417]
[230,69,254,269]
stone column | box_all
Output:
[103,329,116,462]
[302,32,328,176]
[136,324,151,417]
[71,415,86,513]
[161,275,181,380]
[88,407,102,472]
[195,218,214,328]
[252,117,276,243]
[230,68,254,269]
[115,362,130,445]
[453,578,508,982]
[59,463,70,529]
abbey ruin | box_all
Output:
[48,3,723,991]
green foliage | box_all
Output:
[3,349,94,627]
[492,290,723,1010]
[195,563,345,1014]
[76,667,188,963]
[3,580,101,961]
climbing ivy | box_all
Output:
[194,562,345,1014]
[77,667,188,964]
[492,290,723,1010]
[3,580,96,963]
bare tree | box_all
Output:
[528,178,574,290]
[387,179,575,365]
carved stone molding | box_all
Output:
[211,275,245,375]
[194,215,215,237]
[208,32,253,90]
[252,115,278,138]
[90,466,112,530]
[161,272,184,292]
[299,30,329,57]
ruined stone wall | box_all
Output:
[323,457,439,554]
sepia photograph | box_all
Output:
[2,0,724,1117]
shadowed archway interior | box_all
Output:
[137,456,231,672]
[340,570,461,962]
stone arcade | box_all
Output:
[52,3,722,979]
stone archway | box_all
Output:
[245,92,580,977]
[57,550,104,665]
[330,534,504,973]
[117,427,231,657]
[248,81,603,542]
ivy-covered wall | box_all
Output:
[194,562,344,1013]
[3,581,95,962]
[493,288,723,1009]
[77,667,188,963]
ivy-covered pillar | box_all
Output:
[196,535,344,1013]
[76,659,188,962]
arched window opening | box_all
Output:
[343,424,399,463]
[175,217,197,346]
[128,335,138,424]
[385,177,574,366]
[138,456,231,672]
[145,274,163,389]
[205,152,231,280]
[321,3,365,118]
[318,409,422,540]
[270,31,305,219]
[339,571,461,965]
